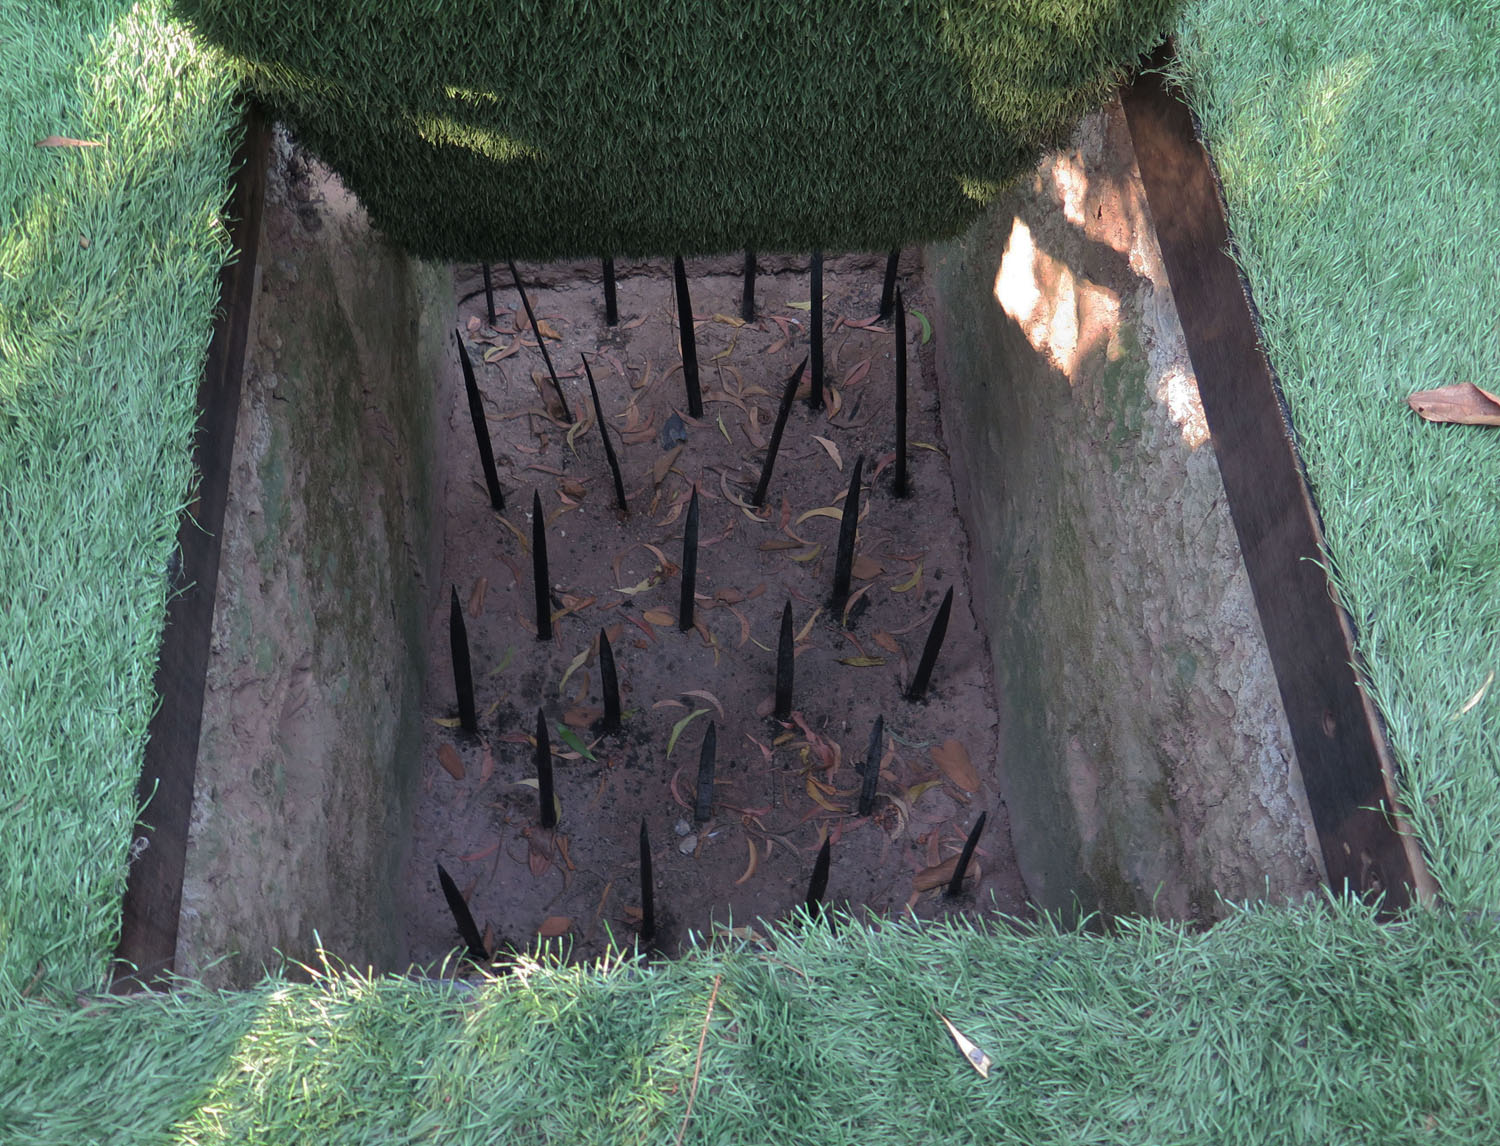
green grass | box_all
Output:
[1169,0,1500,912]
[0,0,242,1000]
[4,903,1500,1144]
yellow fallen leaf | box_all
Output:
[806,776,849,813]
[795,607,822,643]
[937,1013,992,1079]
[795,506,844,525]
[789,544,823,563]
[838,656,886,667]
[734,837,759,885]
[930,740,980,793]
[432,716,462,728]
[891,562,923,593]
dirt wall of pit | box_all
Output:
[175,134,452,987]
[927,98,1327,921]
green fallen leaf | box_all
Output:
[555,724,597,761]
[911,308,932,344]
[667,708,709,759]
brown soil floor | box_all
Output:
[400,252,1030,968]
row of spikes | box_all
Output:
[438,807,987,969]
[461,251,914,517]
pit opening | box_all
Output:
[133,91,1400,990]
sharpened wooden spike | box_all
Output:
[535,707,556,829]
[806,835,831,917]
[774,601,794,720]
[906,585,954,701]
[436,862,488,965]
[858,714,883,817]
[879,249,899,322]
[946,812,987,898]
[741,249,756,322]
[532,490,552,641]
[602,257,618,326]
[894,286,910,499]
[678,486,699,632]
[583,354,628,513]
[831,454,866,613]
[456,330,505,511]
[752,357,806,508]
[482,263,496,325]
[693,721,717,823]
[639,818,656,944]
[808,250,824,409]
[450,585,477,736]
[508,258,572,422]
[599,627,621,733]
[673,255,703,418]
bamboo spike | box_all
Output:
[808,249,824,409]
[946,812,988,898]
[482,263,496,326]
[751,357,807,508]
[693,720,717,823]
[774,601,794,720]
[893,286,910,499]
[535,707,556,829]
[639,818,656,944]
[878,248,900,322]
[741,249,756,322]
[806,835,831,917]
[858,714,884,817]
[599,627,622,733]
[906,586,954,701]
[673,255,703,418]
[450,585,477,736]
[583,354,628,512]
[831,454,866,613]
[436,862,488,965]
[603,257,618,327]
[507,258,572,422]
[456,330,505,511]
[678,486,699,632]
[532,490,552,641]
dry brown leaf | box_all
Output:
[536,319,563,341]
[527,827,555,876]
[561,478,588,500]
[35,135,102,148]
[538,915,572,937]
[643,608,674,626]
[563,706,602,729]
[913,855,960,892]
[930,739,980,793]
[1407,382,1500,426]
[851,555,884,580]
[652,444,684,487]
[468,576,488,618]
[437,743,465,780]
[478,741,495,783]
[873,630,901,654]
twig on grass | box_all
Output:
[676,974,724,1146]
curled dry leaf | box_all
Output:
[930,739,980,793]
[734,837,759,885]
[437,743,465,780]
[1407,382,1500,426]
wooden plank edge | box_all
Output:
[1121,44,1435,913]
[111,104,271,991]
